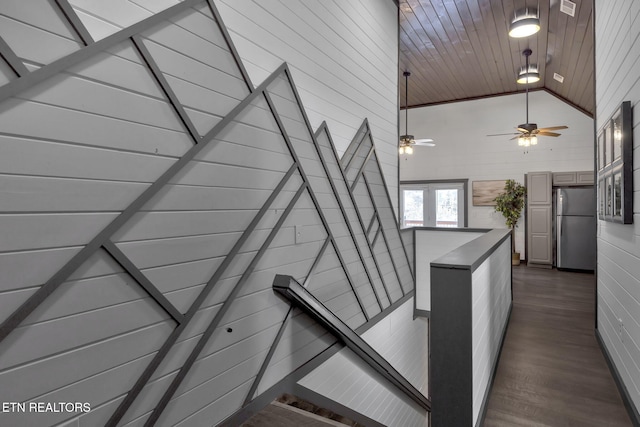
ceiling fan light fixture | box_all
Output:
[399,145,406,155]
[405,145,414,155]
[518,135,537,147]
[509,12,540,38]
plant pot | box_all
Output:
[512,252,521,266]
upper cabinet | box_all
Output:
[528,172,552,205]
[552,171,595,186]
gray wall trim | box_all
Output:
[263,72,370,318]
[372,150,416,283]
[55,0,95,46]
[414,308,430,319]
[0,60,285,345]
[245,234,332,406]
[342,134,394,308]
[302,236,332,288]
[315,120,398,313]
[364,174,406,296]
[219,342,344,427]
[340,119,369,169]
[366,212,378,235]
[0,35,29,77]
[595,329,640,426]
[273,275,431,410]
[102,240,185,323]
[342,129,370,173]
[0,0,205,104]
[431,228,511,272]
[430,266,473,426]
[475,303,513,427]
[362,172,405,301]
[132,35,201,143]
[377,213,406,295]
[310,121,383,317]
[243,306,294,406]
[349,145,374,191]
[104,165,302,426]
[205,0,254,92]
[291,384,387,427]
[371,225,382,247]
[142,183,309,426]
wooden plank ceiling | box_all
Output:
[399,0,594,116]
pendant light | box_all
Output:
[509,7,540,38]
[517,49,538,147]
[399,71,434,155]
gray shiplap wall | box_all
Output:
[61,0,400,212]
[0,1,415,426]
[595,0,640,417]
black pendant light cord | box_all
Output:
[524,49,531,124]
[404,70,410,136]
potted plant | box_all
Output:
[494,179,526,265]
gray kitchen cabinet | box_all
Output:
[552,171,595,186]
[527,172,552,266]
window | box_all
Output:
[400,180,467,228]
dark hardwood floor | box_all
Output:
[484,266,632,426]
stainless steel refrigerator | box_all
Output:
[555,187,596,271]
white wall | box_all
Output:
[399,91,594,257]
[595,0,640,416]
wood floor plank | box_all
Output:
[484,266,632,427]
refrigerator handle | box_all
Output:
[557,188,563,215]
[557,216,562,266]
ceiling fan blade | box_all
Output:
[414,138,434,143]
[414,141,436,147]
[487,132,520,136]
[537,131,561,137]
[509,135,521,140]
[516,127,530,133]
[537,125,568,132]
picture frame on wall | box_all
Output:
[597,129,606,170]
[597,101,633,224]
[598,177,605,219]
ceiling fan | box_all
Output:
[487,49,568,147]
[400,70,435,155]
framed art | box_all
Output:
[597,101,633,224]
[472,180,505,206]
[598,177,605,219]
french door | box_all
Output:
[400,182,466,228]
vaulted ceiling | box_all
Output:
[399,0,594,117]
